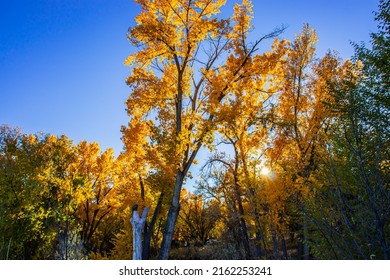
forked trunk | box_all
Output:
[131,206,149,260]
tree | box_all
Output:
[212,37,287,259]
[123,0,284,259]
[73,141,119,255]
[304,0,389,259]
[304,57,389,259]
[267,24,347,259]
[177,190,221,246]
[0,127,80,259]
[130,204,149,260]
[0,126,121,259]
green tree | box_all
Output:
[0,126,79,259]
[304,1,389,259]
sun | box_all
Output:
[260,166,270,176]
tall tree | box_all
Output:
[268,24,345,259]
[305,0,390,259]
[122,0,284,259]
[73,141,118,255]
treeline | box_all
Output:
[1,0,389,259]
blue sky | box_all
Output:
[0,0,379,157]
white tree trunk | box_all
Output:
[130,207,149,260]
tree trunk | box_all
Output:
[131,207,149,260]
[250,187,264,260]
[158,171,184,259]
[239,214,252,259]
[232,158,251,260]
[297,230,304,259]
[271,228,279,259]
[142,192,164,260]
[255,231,262,259]
[282,234,288,260]
[303,209,309,260]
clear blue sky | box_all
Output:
[0,0,379,156]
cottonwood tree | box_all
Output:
[72,141,119,255]
[268,24,346,259]
[211,38,287,259]
[122,0,284,259]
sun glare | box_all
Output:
[260,166,270,176]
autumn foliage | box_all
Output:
[1,0,389,260]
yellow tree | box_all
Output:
[269,24,344,259]
[212,37,287,258]
[177,189,221,246]
[71,141,119,255]
[122,0,284,259]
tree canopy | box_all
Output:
[1,0,388,260]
